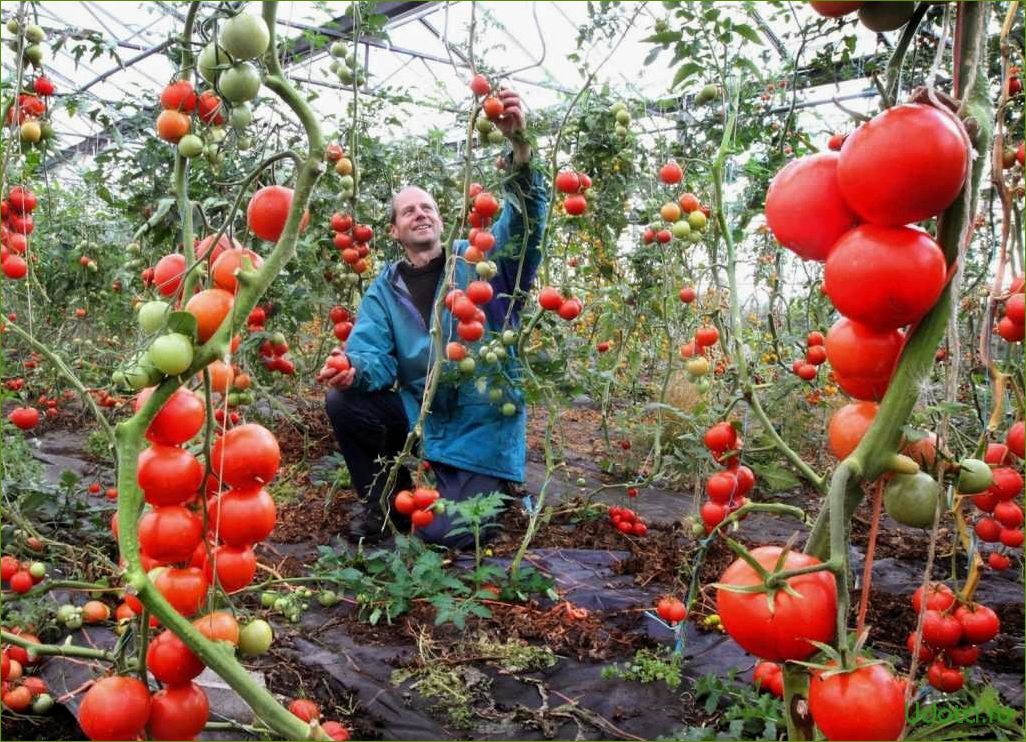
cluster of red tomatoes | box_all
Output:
[790,330,827,381]
[1,186,37,280]
[608,505,648,537]
[129,385,280,612]
[393,486,442,529]
[0,554,45,595]
[329,305,354,342]
[906,583,1001,693]
[258,332,296,375]
[643,163,710,246]
[699,422,755,532]
[969,430,1024,570]
[678,323,720,378]
[1,627,49,715]
[444,280,495,347]
[768,102,971,458]
[465,184,501,264]
[329,211,374,275]
[288,698,351,740]
[554,169,594,216]
[155,79,227,145]
[536,286,582,321]
[995,277,1025,343]
[654,595,687,625]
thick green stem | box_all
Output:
[0,630,116,662]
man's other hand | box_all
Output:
[317,348,356,390]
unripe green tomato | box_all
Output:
[208,126,228,144]
[615,109,630,125]
[671,221,691,239]
[476,117,494,134]
[148,333,194,376]
[345,53,357,69]
[40,121,54,141]
[28,562,46,579]
[239,619,273,655]
[218,12,270,61]
[197,41,229,84]
[459,357,476,374]
[25,24,45,43]
[56,604,77,622]
[485,352,498,364]
[338,175,355,191]
[502,402,517,417]
[488,129,505,145]
[687,230,703,244]
[494,347,507,360]
[23,44,43,66]
[884,472,940,528]
[610,101,627,114]
[260,591,276,608]
[329,41,347,58]
[488,387,504,402]
[337,67,353,85]
[318,590,338,606]
[272,597,287,612]
[501,329,517,346]
[957,459,992,494]
[229,104,252,129]
[65,614,83,630]
[584,188,595,199]
[344,272,359,285]
[237,135,252,151]
[576,477,587,486]
[32,693,54,714]
[475,260,497,279]
[687,210,708,230]
[614,124,628,137]
[127,242,141,254]
[239,391,255,405]
[134,301,164,333]
[7,18,20,33]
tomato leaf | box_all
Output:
[750,462,800,492]
[166,311,198,342]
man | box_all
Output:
[317,87,548,547]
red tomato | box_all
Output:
[974,517,1001,542]
[4,684,33,712]
[411,509,434,528]
[146,630,204,686]
[911,582,955,613]
[153,253,187,297]
[988,552,1011,570]
[716,546,837,661]
[201,544,257,592]
[659,161,683,185]
[1007,421,1025,459]
[194,233,242,264]
[160,80,197,112]
[927,659,964,692]
[474,192,500,218]
[695,325,719,347]
[154,566,209,617]
[558,298,582,321]
[457,320,484,342]
[538,286,564,311]
[77,676,151,741]
[137,444,204,506]
[209,423,281,488]
[138,505,203,563]
[197,90,224,125]
[752,661,784,698]
[991,468,1024,500]
[212,248,263,293]
[765,153,858,261]
[809,1,863,17]
[555,170,582,194]
[148,682,209,740]
[837,104,969,226]
[192,610,240,645]
[946,643,980,667]
[322,721,351,740]
[825,318,903,388]
[706,471,737,504]
[824,225,946,330]
[808,661,906,741]
[704,421,738,453]
[8,407,39,430]
[289,698,321,722]
[137,387,205,446]
[655,596,687,624]
[922,609,963,648]
[186,288,235,343]
[563,194,587,216]
[247,186,310,242]
[466,280,494,305]
[679,287,696,303]
[208,486,277,546]
[827,401,878,459]
[394,490,417,514]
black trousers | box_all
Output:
[324,388,507,548]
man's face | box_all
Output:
[390,187,443,253]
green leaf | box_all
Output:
[734,23,762,44]
[166,311,198,341]
[643,30,682,45]
[671,62,704,90]
[750,461,801,492]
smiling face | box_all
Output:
[389,186,443,258]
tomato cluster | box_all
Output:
[329,211,373,275]
[678,318,719,379]
[286,697,351,739]
[5,20,55,147]
[554,169,593,216]
[643,184,710,247]
[1,186,38,280]
[791,329,827,382]
[995,276,1025,343]
[446,280,497,350]
[465,184,501,264]
[968,445,1024,570]
[1,627,50,715]
[259,332,296,375]
[329,305,354,342]
[608,505,648,537]
[0,554,45,594]
[698,422,755,532]
[906,584,1001,693]
[393,486,442,529]
[536,286,583,321]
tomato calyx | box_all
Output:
[788,628,885,679]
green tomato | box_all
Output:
[337,67,353,85]
[475,116,494,134]
[884,472,940,528]
[501,402,517,417]
[32,693,54,714]
[28,562,46,579]
[237,136,252,151]
[957,458,992,494]
[488,387,504,402]
[239,619,273,656]
[695,83,718,105]
[501,329,517,346]
[177,134,204,159]
[459,357,476,374]
[338,174,355,191]
[493,347,507,361]
[148,333,194,376]
[229,104,253,129]
[23,44,43,66]
[260,591,276,608]
[687,210,708,230]
[484,352,498,364]
[218,12,270,60]
[671,221,691,239]
[25,24,45,43]
[66,614,83,630]
[475,260,497,279]
[273,597,287,612]
[610,101,627,114]
[615,109,631,126]
[318,590,338,607]
[56,604,78,623]
[208,127,227,144]
[488,129,505,145]
[329,42,347,58]
[219,62,261,103]
[7,19,19,34]
[687,230,703,244]
[197,42,230,84]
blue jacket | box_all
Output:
[344,164,548,482]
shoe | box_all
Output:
[347,504,387,542]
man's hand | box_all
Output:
[494,87,531,164]
[316,348,356,390]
